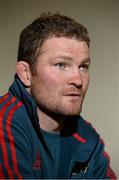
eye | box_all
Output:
[79,64,90,72]
[55,62,66,69]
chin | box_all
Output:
[62,107,82,116]
[63,100,83,116]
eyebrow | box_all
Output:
[81,58,91,64]
[55,55,91,64]
[55,55,73,61]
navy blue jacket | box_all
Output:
[0,76,117,179]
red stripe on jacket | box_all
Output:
[103,151,117,179]
[0,164,5,179]
[0,96,16,178]
[0,95,23,179]
[106,166,117,179]
[0,93,10,103]
[100,139,117,179]
[6,101,23,179]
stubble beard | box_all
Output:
[36,93,85,119]
[31,84,87,119]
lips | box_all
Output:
[63,88,83,97]
[64,92,82,97]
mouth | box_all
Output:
[65,93,81,96]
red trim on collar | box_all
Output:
[73,133,86,143]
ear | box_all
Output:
[16,61,32,87]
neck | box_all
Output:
[37,108,65,133]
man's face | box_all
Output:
[30,37,90,116]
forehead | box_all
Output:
[40,37,89,56]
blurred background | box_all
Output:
[0,0,119,176]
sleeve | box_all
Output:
[0,105,35,179]
[93,138,117,179]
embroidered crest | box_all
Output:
[33,151,41,170]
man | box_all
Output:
[0,13,117,179]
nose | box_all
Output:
[67,69,83,88]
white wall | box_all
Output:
[0,0,119,177]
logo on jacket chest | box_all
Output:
[72,161,88,175]
[33,151,42,170]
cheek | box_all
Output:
[34,72,62,92]
[43,74,60,89]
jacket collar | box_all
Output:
[9,74,40,129]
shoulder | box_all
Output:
[0,92,29,124]
[71,116,100,159]
[0,93,33,149]
[0,94,39,178]
[0,92,32,119]
[77,116,100,142]
[0,93,23,122]
[71,117,117,179]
